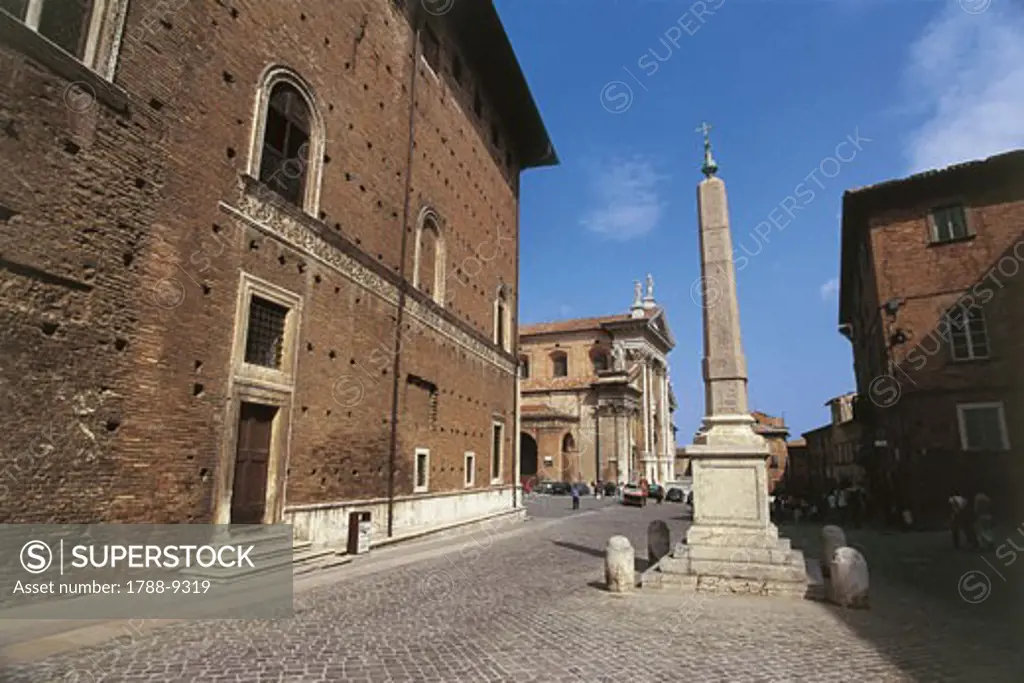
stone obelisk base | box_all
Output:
[641,415,809,598]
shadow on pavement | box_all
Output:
[551,540,650,573]
[779,521,1024,680]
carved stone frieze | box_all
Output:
[220,200,515,376]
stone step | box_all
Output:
[675,544,804,568]
[179,545,334,583]
[682,528,792,551]
[655,555,808,584]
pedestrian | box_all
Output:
[949,492,977,549]
[826,490,837,523]
[837,487,848,526]
[571,483,580,511]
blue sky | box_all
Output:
[497,0,1024,439]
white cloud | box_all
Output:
[820,277,840,301]
[902,2,1024,174]
[580,158,666,241]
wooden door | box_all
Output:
[231,402,277,524]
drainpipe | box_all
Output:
[386,10,421,538]
[512,167,521,509]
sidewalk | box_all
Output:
[0,508,553,664]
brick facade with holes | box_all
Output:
[0,1,555,535]
[839,151,1024,523]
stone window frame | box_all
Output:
[947,305,989,362]
[214,272,302,525]
[490,420,504,484]
[493,285,511,352]
[231,272,303,390]
[464,451,475,488]
[957,402,1010,452]
[550,350,568,378]
[590,347,610,374]
[246,65,326,218]
[414,447,430,493]
[412,207,446,305]
[518,354,530,379]
[1,0,129,79]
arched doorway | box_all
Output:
[520,432,538,485]
[561,433,576,483]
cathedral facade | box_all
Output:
[518,278,677,486]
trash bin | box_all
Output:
[347,511,372,555]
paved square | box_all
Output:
[2,498,1020,682]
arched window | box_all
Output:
[590,348,609,373]
[551,351,567,378]
[413,209,445,304]
[562,433,575,453]
[493,285,511,351]
[519,355,530,379]
[248,67,325,214]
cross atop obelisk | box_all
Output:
[696,121,718,178]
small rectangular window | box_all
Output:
[930,205,970,243]
[491,423,503,482]
[420,24,441,73]
[948,306,989,361]
[244,296,288,369]
[415,449,429,492]
[957,403,1009,451]
[465,452,475,487]
[552,354,567,378]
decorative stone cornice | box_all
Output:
[220,197,516,377]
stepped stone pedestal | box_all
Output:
[641,130,807,598]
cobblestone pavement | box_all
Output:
[3,499,1021,682]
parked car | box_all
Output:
[647,484,664,499]
[574,483,591,496]
[665,487,685,503]
[603,481,618,497]
[550,482,571,495]
[621,485,646,507]
[535,481,556,494]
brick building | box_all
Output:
[751,410,789,492]
[781,437,814,497]
[0,1,556,544]
[518,278,677,485]
[800,393,863,500]
[838,150,1024,521]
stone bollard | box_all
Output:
[647,520,670,566]
[820,525,846,577]
[605,535,635,593]
[829,546,869,608]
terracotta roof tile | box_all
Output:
[520,313,633,336]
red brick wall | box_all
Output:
[0,1,523,523]
[849,170,1024,518]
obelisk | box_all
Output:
[641,124,808,596]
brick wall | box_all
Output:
[0,1,528,523]
[846,156,1024,519]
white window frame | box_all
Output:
[490,421,504,484]
[464,452,475,488]
[956,402,1010,451]
[493,286,511,352]
[948,306,989,361]
[3,0,130,80]
[412,208,446,305]
[246,65,326,217]
[414,448,430,493]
